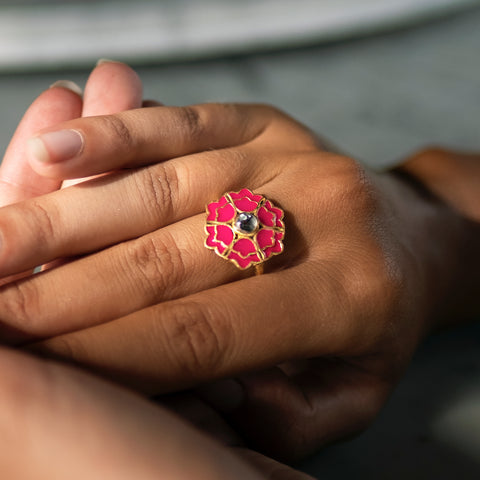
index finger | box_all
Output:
[26,104,303,179]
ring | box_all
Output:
[205,188,285,273]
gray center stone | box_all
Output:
[234,212,259,234]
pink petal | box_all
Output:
[207,197,236,222]
[230,188,253,198]
[232,238,257,257]
[217,203,235,222]
[256,228,275,250]
[207,200,223,222]
[271,207,284,227]
[230,189,263,212]
[264,232,284,258]
[233,198,259,212]
[205,225,234,254]
[230,189,262,202]
[228,251,261,269]
[205,226,218,248]
[258,206,275,227]
[215,225,234,247]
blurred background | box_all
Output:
[0,1,479,478]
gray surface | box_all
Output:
[0,5,479,479]
[2,0,479,70]
[299,323,480,479]
[1,6,480,168]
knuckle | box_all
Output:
[303,156,375,218]
[316,159,407,346]
[134,163,180,224]
[102,114,134,151]
[177,106,205,144]
[339,244,404,340]
[335,157,376,206]
[125,232,186,300]
[161,301,232,378]
[24,199,57,246]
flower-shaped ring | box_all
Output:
[205,189,285,272]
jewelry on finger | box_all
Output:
[204,189,285,273]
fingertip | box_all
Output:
[32,85,84,117]
[83,60,143,116]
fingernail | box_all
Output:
[49,80,83,97]
[196,379,245,414]
[96,58,123,67]
[27,130,84,164]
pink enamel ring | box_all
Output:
[205,189,285,273]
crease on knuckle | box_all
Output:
[102,114,134,153]
[161,301,231,378]
[177,106,205,145]
[126,232,186,301]
[134,163,179,225]
[26,199,57,246]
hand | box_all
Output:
[0,60,142,287]
[0,93,478,459]
[0,60,142,206]
[0,346,312,480]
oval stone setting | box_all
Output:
[234,212,259,235]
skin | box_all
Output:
[0,62,315,479]
[0,346,312,480]
[0,64,478,464]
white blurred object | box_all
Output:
[433,388,480,463]
[0,0,479,70]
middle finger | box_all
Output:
[0,144,279,279]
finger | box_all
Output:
[0,144,283,278]
[83,60,143,117]
[0,82,82,205]
[62,60,144,188]
[26,103,304,179]
[0,347,264,480]
[397,147,480,222]
[200,363,389,462]
[25,260,356,393]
